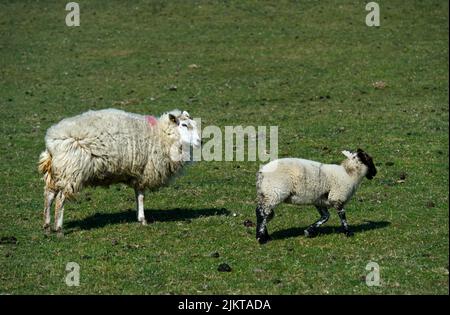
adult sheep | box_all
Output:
[255,149,377,244]
[38,108,201,236]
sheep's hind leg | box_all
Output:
[304,206,330,238]
[337,207,354,237]
[256,204,274,244]
[43,189,56,235]
[135,189,147,225]
[54,191,66,237]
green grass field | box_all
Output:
[0,0,448,294]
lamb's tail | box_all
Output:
[38,150,55,190]
[256,171,264,203]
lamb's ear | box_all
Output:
[341,150,353,159]
[169,114,178,125]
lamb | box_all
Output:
[38,108,201,236]
[255,149,377,244]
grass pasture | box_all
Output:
[0,0,448,294]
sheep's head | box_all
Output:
[356,148,377,180]
[159,110,200,147]
[177,110,201,149]
[341,149,377,180]
[159,110,201,162]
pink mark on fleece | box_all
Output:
[145,115,158,127]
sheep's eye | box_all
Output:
[182,123,188,127]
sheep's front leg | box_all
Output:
[256,204,274,244]
[337,207,354,237]
[135,189,147,225]
[304,206,330,238]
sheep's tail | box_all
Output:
[38,150,51,174]
[38,150,55,190]
[256,171,264,204]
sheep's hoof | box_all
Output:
[256,231,271,244]
[138,218,147,225]
[344,230,354,237]
[43,225,51,236]
[257,235,271,244]
[56,229,64,238]
[304,227,317,238]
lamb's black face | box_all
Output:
[357,149,377,180]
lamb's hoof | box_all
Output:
[256,231,271,244]
[257,235,271,244]
[304,227,317,238]
[56,229,64,238]
[344,230,354,237]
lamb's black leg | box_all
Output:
[337,207,354,237]
[304,206,330,238]
[256,205,273,244]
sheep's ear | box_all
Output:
[341,150,353,159]
[169,114,178,125]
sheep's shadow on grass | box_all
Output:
[270,220,391,240]
[65,207,229,232]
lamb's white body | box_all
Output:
[38,108,200,236]
[255,150,377,243]
[258,158,360,208]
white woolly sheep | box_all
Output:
[255,149,377,244]
[38,108,200,236]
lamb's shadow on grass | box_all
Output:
[271,220,391,240]
[65,207,229,232]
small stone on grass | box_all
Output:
[218,263,232,272]
[0,236,17,244]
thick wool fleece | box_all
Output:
[40,109,184,197]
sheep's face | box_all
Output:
[176,111,201,149]
[341,149,377,180]
[356,149,377,180]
